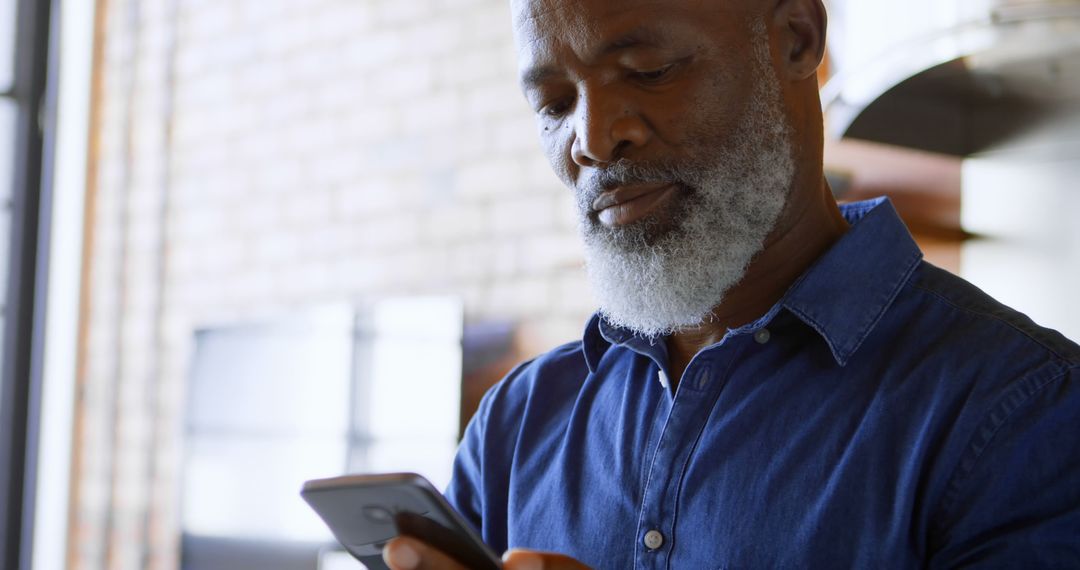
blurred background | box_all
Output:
[1,0,1078,569]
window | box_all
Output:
[0,0,14,92]
[0,0,54,567]
[0,0,17,375]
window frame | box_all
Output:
[0,0,56,567]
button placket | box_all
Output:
[635,353,735,569]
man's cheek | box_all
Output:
[539,132,576,188]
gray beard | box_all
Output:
[577,28,796,338]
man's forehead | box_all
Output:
[514,0,686,56]
[511,0,606,48]
[511,0,755,78]
[510,0,754,23]
[512,0,674,29]
[510,0,753,51]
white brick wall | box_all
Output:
[74,1,594,569]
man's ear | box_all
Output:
[772,0,827,81]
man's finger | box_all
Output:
[502,548,593,570]
[382,536,470,570]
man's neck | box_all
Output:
[665,182,849,386]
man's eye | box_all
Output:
[632,64,675,83]
[540,99,572,118]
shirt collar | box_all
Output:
[780,197,923,366]
[582,314,610,373]
[582,313,665,374]
[582,197,923,372]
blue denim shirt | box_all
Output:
[445,198,1080,569]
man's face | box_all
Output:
[513,0,796,336]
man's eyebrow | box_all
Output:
[520,65,558,89]
[519,27,669,89]
[600,27,667,56]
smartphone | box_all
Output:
[300,472,502,570]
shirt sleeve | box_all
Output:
[442,356,542,554]
[444,387,493,536]
[929,367,1080,568]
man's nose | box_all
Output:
[570,89,651,167]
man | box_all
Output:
[385,0,1080,567]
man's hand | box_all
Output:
[382,536,592,570]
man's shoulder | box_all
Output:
[905,260,1080,366]
[890,264,1080,553]
[474,340,590,425]
[505,340,590,389]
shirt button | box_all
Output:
[643,529,664,550]
[754,328,771,344]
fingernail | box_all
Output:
[503,549,543,570]
[384,541,420,570]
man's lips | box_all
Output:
[591,183,679,227]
